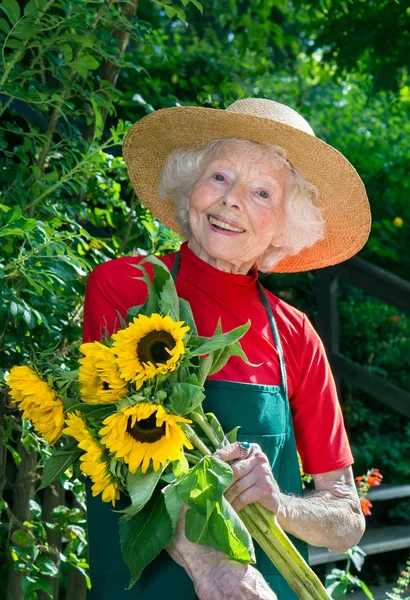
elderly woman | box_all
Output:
[83,99,369,600]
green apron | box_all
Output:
[86,254,308,599]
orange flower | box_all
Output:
[360,497,372,516]
[355,475,364,484]
[367,468,383,487]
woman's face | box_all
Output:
[187,140,288,274]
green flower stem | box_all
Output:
[183,424,212,456]
[184,452,200,464]
[240,509,313,600]
[189,410,225,450]
[243,503,330,600]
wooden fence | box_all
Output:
[316,256,410,417]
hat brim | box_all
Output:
[123,106,371,273]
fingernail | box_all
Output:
[241,442,250,448]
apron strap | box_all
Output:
[171,250,180,282]
[257,281,288,399]
[170,250,288,398]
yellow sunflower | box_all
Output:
[111,314,190,388]
[79,341,128,403]
[99,403,193,473]
[6,366,65,445]
[63,412,120,505]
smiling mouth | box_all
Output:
[208,215,245,233]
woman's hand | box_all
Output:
[214,442,281,514]
[194,557,277,600]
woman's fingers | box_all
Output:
[214,441,253,463]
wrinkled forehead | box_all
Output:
[209,139,290,184]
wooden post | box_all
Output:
[6,439,37,600]
[315,269,341,397]
[38,481,64,600]
[66,567,87,600]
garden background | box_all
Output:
[0,0,409,598]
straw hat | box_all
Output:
[123,98,371,272]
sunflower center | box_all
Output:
[127,413,166,444]
[137,330,176,365]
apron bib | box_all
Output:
[86,253,308,599]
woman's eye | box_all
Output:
[213,174,225,182]
[258,190,270,199]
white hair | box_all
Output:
[158,138,324,272]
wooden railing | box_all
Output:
[315,256,410,417]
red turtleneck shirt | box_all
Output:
[83,242,353,475]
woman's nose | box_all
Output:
[222,183,245,209]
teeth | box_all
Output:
[209,216,244,233]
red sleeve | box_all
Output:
[291,315,354,475]
[83,256,149,343]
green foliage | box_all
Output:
[119,485,181,588]
[1,0,409,595]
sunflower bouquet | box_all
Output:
[7,256,330,600]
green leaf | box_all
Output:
[119,490,175,587]
[168,382,204,416]
[0,17,10,32]
[11,528,34,547]
[172,453,189,478]
[44,170,58,182]
[122,468,164,517]
[163,5,176,18]
[198,351,214,384]
[186,497,254,562]
[225,426,240,444]
[3,0,20,23]
[24,0,47,15]
[162,483,182,529]
[130,264,158,316]
[21,574,53,595]
[172,6,186,21]
[5,204,22,224]
[37,441,81,491]
[189,0,203,13]
[67,403,115,420]
[5,37,25,49]
[359,581,374,600]
[37,554,59,577]
[205,413,225,443]
[126,304,144,322]
[140,255,179,320]
[72,54,100,71]
[178,298,198,334]
[178,456,254,563]
[189,321,251,356]
[61,43,73,63]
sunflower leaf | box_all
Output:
[121,468,164,517]
[178,456,255,563]
[225,426,240,444]
[178,298,198,334]
[139,255,171,295]
[162,483,182,529]
[189,321,251,356]
[126,304,144,323]
[66,403,115,420]
[119,490,175,588]
[208,339,257,375]
[168,382,205,415]
[37,441,81,490]
[139,255,180,320]
[131,264,158,315]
